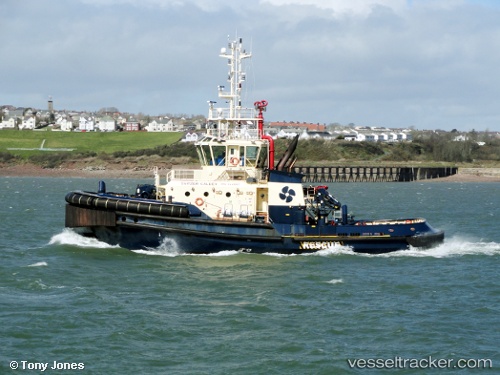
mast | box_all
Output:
[204,36,275,169]
[219,37,251,118]
[207,37,257,136]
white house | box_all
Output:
[19,116,36,130]
[56,115,74,131]
[275,129,298,139]
[388,133,398,142]
[401,132,412,141]
[298,129,310,140]
[356,133,377,142]
[146,118,175,132]
[0,116,16,129]
[79,116,95,131]
[183,132,199,142]
[344,134,356,141]
[454,135,468,142]
[307,131,334,140]
[96,115,116,132]
[377,133,388,142]
[396,133,407,141]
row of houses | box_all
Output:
[1,105,412,142]
[0,109,203,133]
[177,128,412,143]
[0,115,412,143]
[0,107,49,130]
[270,127,412,142]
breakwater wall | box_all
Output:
[293,166,458,182]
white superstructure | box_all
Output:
[154,37,299,222]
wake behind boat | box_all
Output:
[64,37,444,254]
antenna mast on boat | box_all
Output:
[205,36,274,167]
[218,37,251,118]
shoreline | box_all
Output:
[1,164,499,182]
[0,164,157,179]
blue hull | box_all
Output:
[84,224,443,254]
[73,212,443,254]
[65,191,444,254]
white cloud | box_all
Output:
[260,0,408,17]
[80,0,252,12]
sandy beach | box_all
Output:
[1,163,499,182]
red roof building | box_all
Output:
[269,121,326,132]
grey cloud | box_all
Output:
[1,0,499,130]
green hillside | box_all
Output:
[0,129,184,156]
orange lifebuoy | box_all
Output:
[195,197,204,206]
[230,157,240,166]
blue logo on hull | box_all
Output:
[279,186,296,203]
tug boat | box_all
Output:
[64,37,444,254]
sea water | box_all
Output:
[0,177,498,374]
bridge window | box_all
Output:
[198,145,211,166]
[212,146,226,166]
[244,145,266,167]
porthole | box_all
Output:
[185,191,191,197]
[204,192,209,197]
[226,192,231,197]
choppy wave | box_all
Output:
[47,230,499,259]
[132,237,241,257]
[48,229,120,249]
[135,240,355,258]
[178,237,499,259]
[27,261,48,267]
[133,237,184,257]
[305,245,356,257]
[134,238,241,257]
[194,250,241,257]
[362,236,500,258]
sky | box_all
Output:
[2,0,500,131]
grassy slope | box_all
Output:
[0,129,184,156]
